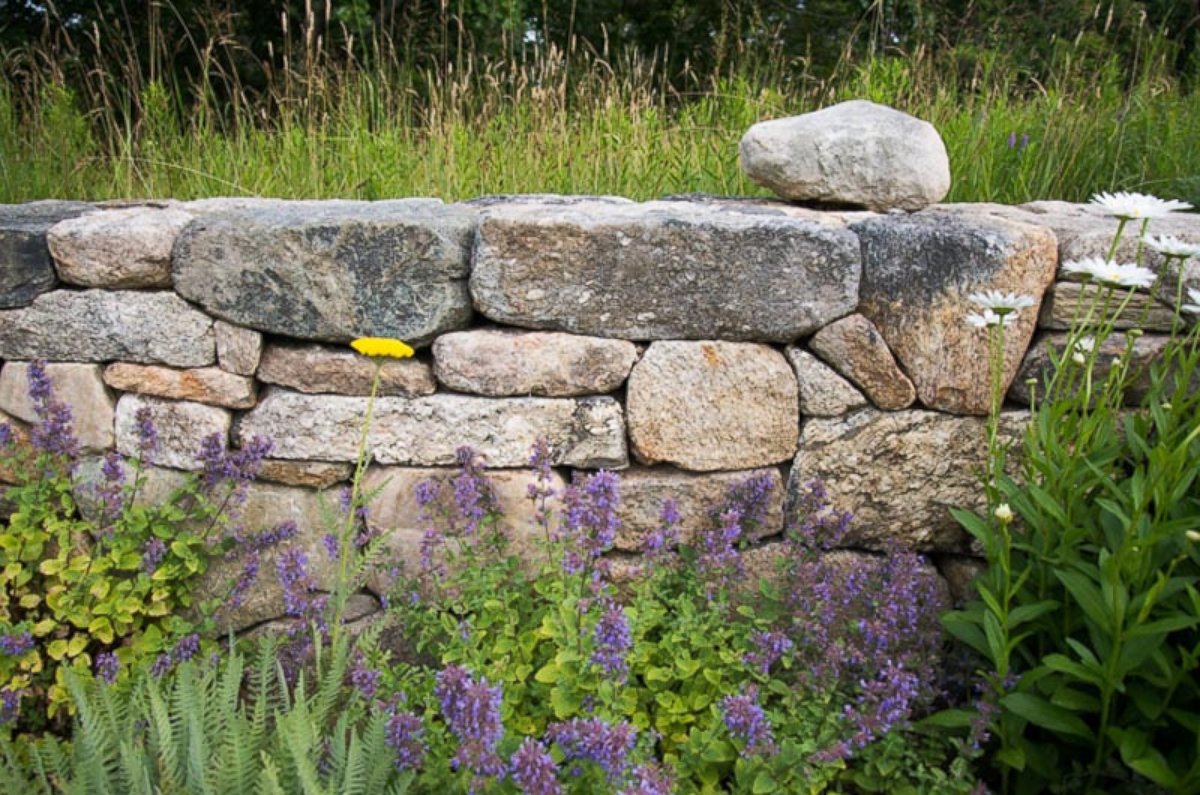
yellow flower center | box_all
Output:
[350,337,415,359]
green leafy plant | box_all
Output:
[941,194,1200,793]
[0,361,282,729]
[0,634,415,795]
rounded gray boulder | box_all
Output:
[739,99,951,211]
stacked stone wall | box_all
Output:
[2,196,1198,629]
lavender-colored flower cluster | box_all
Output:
[349,653,381,699]
[617,763,674,795]
[779,480,949,759]
[435,665,507,783]
[722,687,777,756]
[787,479,852,552]
[149,633,201,677]
[94,651,120,684]
[642,499,680,566]
[509,737,563,795]
[134,405,158,462]
[0,422,12,449]
[451,447,497,538]
[141,537,167,576]
[744,630,793,676]
[557,469,621,578]
[697,506,745,592]
[0,631,34,656]
[591,598,632,682]
[0,688,21,725]
[197,434,273,526]
[92,450,127,530]
[527,438,557,537]
[26,360,79,462]
[842,658,922,750]
[545,717,636,782]
[384,706,427,772]
[276,548,328,630]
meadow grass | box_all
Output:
[1,29,1198,205]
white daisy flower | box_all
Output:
[1183,288,1200,316]
[965,309,1016,328]
[1090,191,1192,220]
[1071,335,1096,365]
[1061,257,1156,289]
[968,290,1036,315]
[1145,235,1200,259]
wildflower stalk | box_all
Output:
[332,358,383,640]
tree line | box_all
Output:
[2,1,1197,90]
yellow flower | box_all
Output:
[350,337,414,359]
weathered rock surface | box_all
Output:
[172,200,477,344]
[969,200,1200,302]
[785,347,867,417]
[237,389,627,469]
[788,409,1028,551]
[257,343,436,396]
[0,290,215,366]
[471,200,860,341]
[257,460,354,489]
[808,314,916,410]
[48,206,193,288]
[103,363,257,409]
[359,466,567,593]
[114,394,231,470]
[738,101,950,211]
[937,555,985,604]
[0,201,90,308]
[1037,281,1177,331]
[433,329,638,396]
[854,208,1057,414]
[0,362,115,451]
[614,466,784,552]
[1009,331,1175,406]
[627,341,798,470]
[214,321,263,376]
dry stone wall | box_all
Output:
[2,195,1198,629]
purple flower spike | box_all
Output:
[545,717,636,782]
[591,599,632,683]
[722,687,777,756]
[26,360,79,461]
[0,631,34,656]
[745,630,794,676]
[435,665,507,783]
[510,737,563,795]
[134,405,158,462]
[0,689,22,725]
[141,537,167,576]
[385,709,427,772]
[94,651,120,684]
[350,653,381,699]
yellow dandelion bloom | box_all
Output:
[350,337,414,359]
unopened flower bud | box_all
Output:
[1186,529,1200,543]
[994,503,1014,524]
[1125,328,1143,339]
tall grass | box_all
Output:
[1,6,1197,205]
